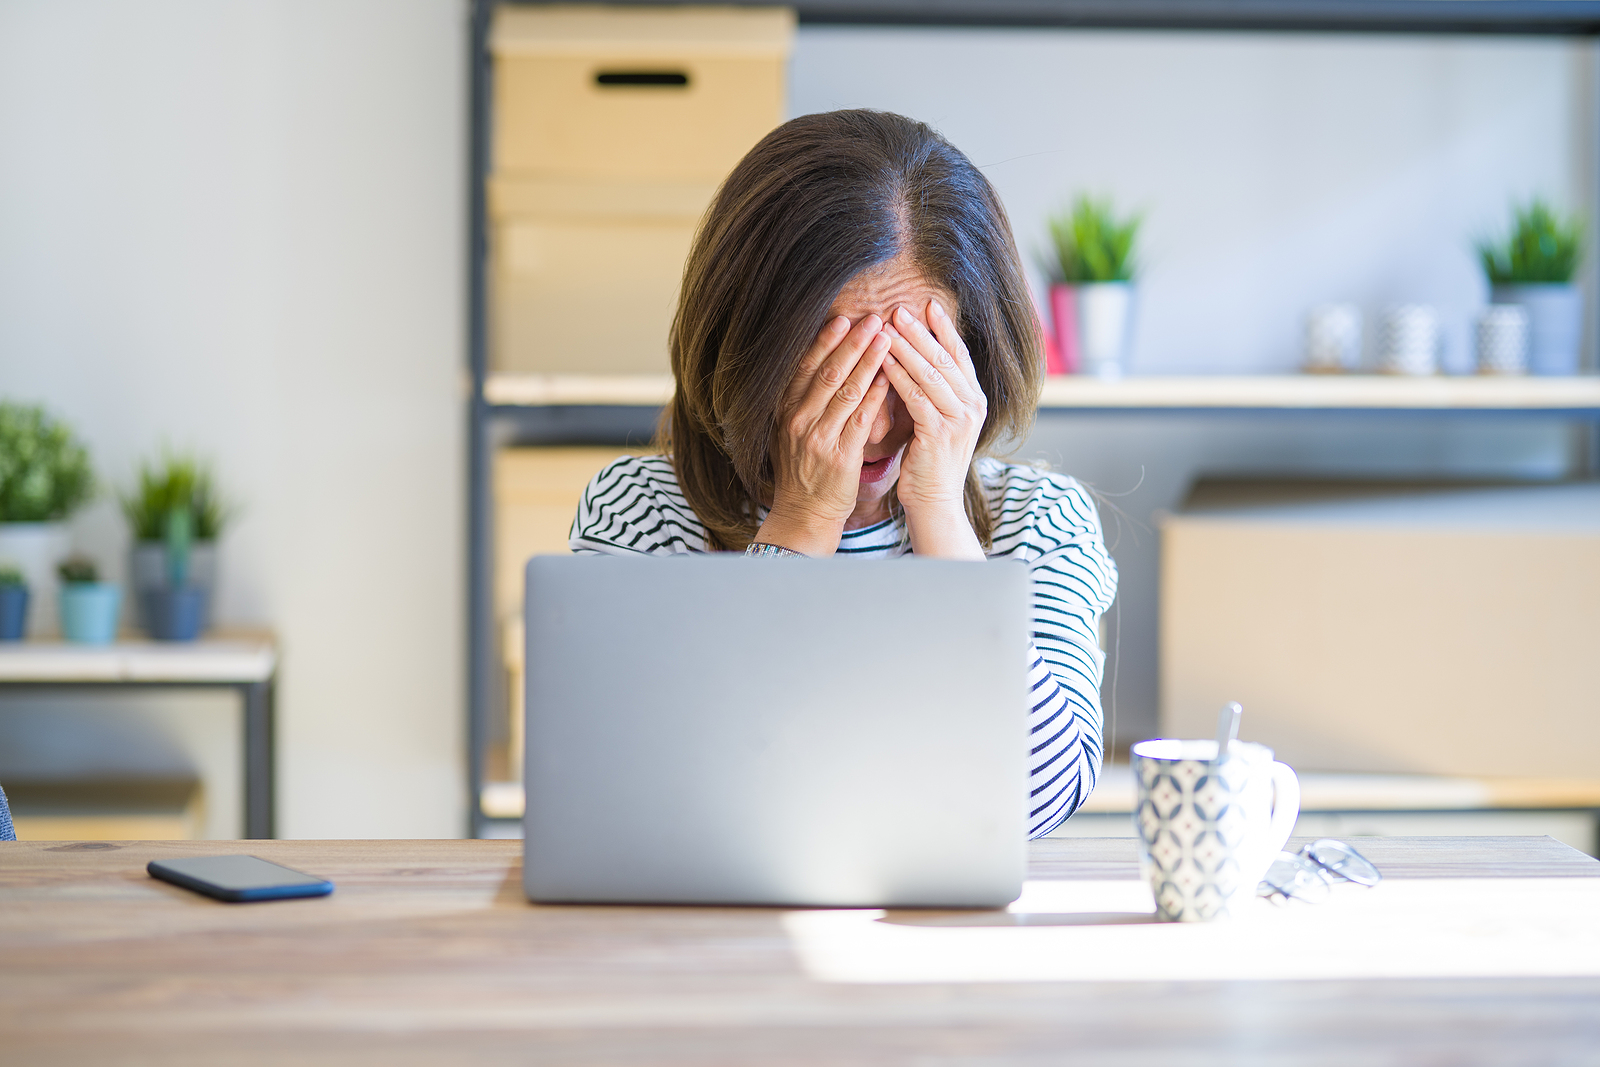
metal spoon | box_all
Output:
[1214,701,1242,763]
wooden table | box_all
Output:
[0,636,277,838]
[3,836,1598,1065]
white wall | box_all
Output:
[0,0,466,837]
[792,28,1594,746]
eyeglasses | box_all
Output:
[1258,838,1382,904]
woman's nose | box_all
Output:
[868,389,894,444]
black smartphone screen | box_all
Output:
[148,855,334,903]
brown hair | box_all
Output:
[661,109,1043,551]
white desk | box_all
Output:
[0,635,278,838]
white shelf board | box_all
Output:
[486,373,675,407]
[486,372,1600,411]
[480,766,1600,821]
[0,636,277,684]
[1080,764,1600,815]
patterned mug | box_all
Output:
[1131,739,1300,922]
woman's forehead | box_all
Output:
[828,256,954,323]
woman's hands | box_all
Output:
[754,314,892,556]
[753,298,989,561]
[881,300,988,561]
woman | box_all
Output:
[571,110,1117,838]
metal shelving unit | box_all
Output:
[465,0,1600,837]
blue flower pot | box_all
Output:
[0,586,28,641]
[60,583,121,645]
[142,586,206,642]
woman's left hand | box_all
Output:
[881,300,988,561]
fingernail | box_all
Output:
[895,306,913,324]
[832,316,850,333]
[931,300,945,320]
[871,331,890,348]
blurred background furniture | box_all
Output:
[1054,764,1600,857]
[466,0,1600,837]
[0,635,277,839]
[472,3,794,832]
[489,5,793,376]
[1162,478,1600,778]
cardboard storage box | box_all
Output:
[487,6,793,375]
[493,446,646,622]
[1160,480,1600,778]
[491,5,793,182]
[493,446,648,777]
[490,194,703,375]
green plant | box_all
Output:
[0,565,23,587]
[121,452,233,542]
[1046,195,1144,284]
[57,555,98,585]
[1476,198,1584,285]
[0,403,94,523]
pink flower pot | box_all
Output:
[1048,283,1080,375]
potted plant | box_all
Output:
[0,402,94,637]
[0,565,26,641]
[121,452,231,640]
[1476,198,1585,376]
[57,555,120,645]
[1045,196,1144,379]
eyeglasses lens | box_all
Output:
[1305,839,1382,886]
[1259,852,1331,903]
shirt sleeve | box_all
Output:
[568,455,708,556]
[987,466,1119,838]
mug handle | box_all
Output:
[1265,761,1301,856]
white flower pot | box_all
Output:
[0,522,69,637]
[1077,282,1136,379]
[1491,284,1582,376]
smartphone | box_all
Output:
[148,855,334,903]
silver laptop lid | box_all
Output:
[523,554,1028,908]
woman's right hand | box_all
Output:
[754,314,892,556]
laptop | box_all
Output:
[521,553,1029,909]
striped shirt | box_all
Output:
[570,454,1119,839]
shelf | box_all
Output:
[1036,374,1600,410]
[513,1,1600,36]
[484,372,1600,412]
[479,767,1600,822]
[0,634,278,684]
[1081,765,1600,815]
[487,373,674,407]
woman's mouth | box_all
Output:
[859,455,895,484]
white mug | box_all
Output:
[1378,305,1439,376]
[1304,303,1362,372]
[1476,305,1529,376]
[1131,739,1300,922]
